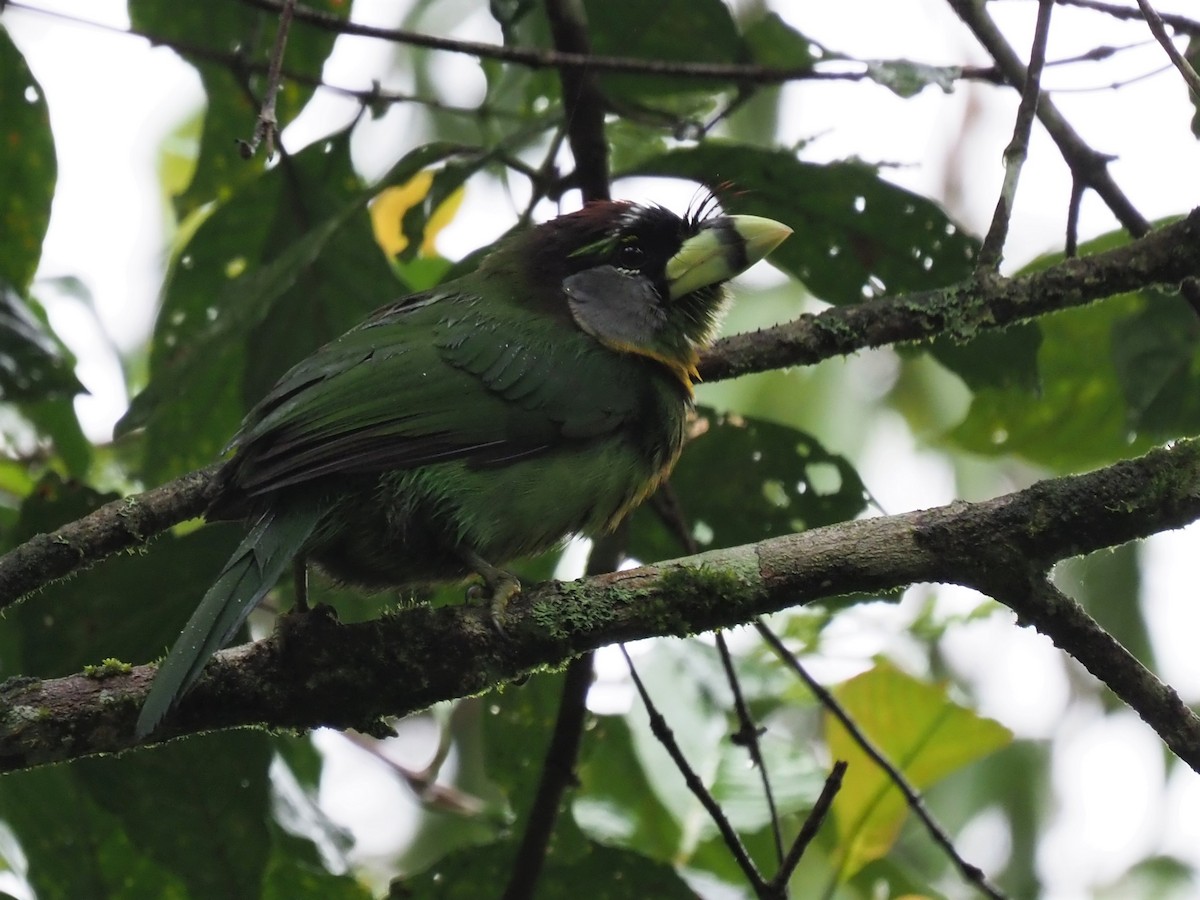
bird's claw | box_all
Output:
[459,549,521,635]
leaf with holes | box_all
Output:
[629,407,867,562]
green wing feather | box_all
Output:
[136,503,320,738]
[222,283,652,499]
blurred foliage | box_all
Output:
[0,0,1197,898]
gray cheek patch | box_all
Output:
[563,266,667,346]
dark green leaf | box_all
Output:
[626,145,978,304]
[575,714,682,861]
[944,227,1171,469]
[116,136,466,481]
[0,32,55,291]
[1110,291,1200,438]
[21,397,92,476]
[743,11,816,71]
[1,473,239,678]
[128,0,349,217]
[629,408,867,563]
[0,767,186,900]
[396,838,694,899]
[0,285,83,402]
[482,671,570,823]
[924,322,1042,393]
[584,0,742,116]
[75,734,273,900]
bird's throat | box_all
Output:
[595,338,700,397]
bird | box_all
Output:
[135,199,791,738]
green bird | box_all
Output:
[136,201,790,738]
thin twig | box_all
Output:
[1059,0,1200,37]
[1134,0,1200,99]
[976,0,1055,271]
[543,0,609,201]
[622,646,770,896]
[239,0,295,159]
[754,623,1008,900]
[1065,176,1085,257]
[770,761,847,891]
[946,0,1152,238]
[716,631,785,866]
[651,486,787,869]
[500,655,594,900]
[342,727,485,816]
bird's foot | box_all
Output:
[460,549,521,634]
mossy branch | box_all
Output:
[2,437,1199,772]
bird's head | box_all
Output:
[485,200,791,390]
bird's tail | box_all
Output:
[136,502,321,738]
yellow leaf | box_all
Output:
[825,660,1011,881]
[370,170,464,258]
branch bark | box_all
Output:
[3,210,1198,608]
[5,436,1200,772]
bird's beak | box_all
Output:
[665,214,792,302]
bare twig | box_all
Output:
[755,624,1008,900]
[771,761,847,890]
[543,0,609,202]
[622,646,770,896]
[238,0,295,159]
[1134,0,1200,99]
[651,486,786,867]
[716,631,785,865]
[1065,176,1085,257]
[1058,0,1200,38]
[977,0,1055,271]
[947,0,1152,238]
[500,655,594,900]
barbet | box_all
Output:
[136,200,791,737]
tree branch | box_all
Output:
[5,436,1200,772]
[701,207,1200,380]
[946,0,1152,237]
[2,210,1198,605]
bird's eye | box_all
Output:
[616,242,644,270]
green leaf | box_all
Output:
[116,136,466,481]
[482,671,571,824]
[825,660,1011,880]
[1110,290,1200,438]
[0,473,239,678]
[0,31,56,291]
[626,145,979,304]
[0,285,83,402]
[128,0,349,217]
[0,766,186,900]
[396,837,694,899]
[20,397,91,476]
[75,734,274,900]
[743,12,817,71]
[947,292,1149,470]
[584,0,742,116]
[575,714,682,861]
[923,322,1042,393]
[628,408,867,563]
[945,226,1187,470]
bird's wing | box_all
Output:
[225,288,654,497]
